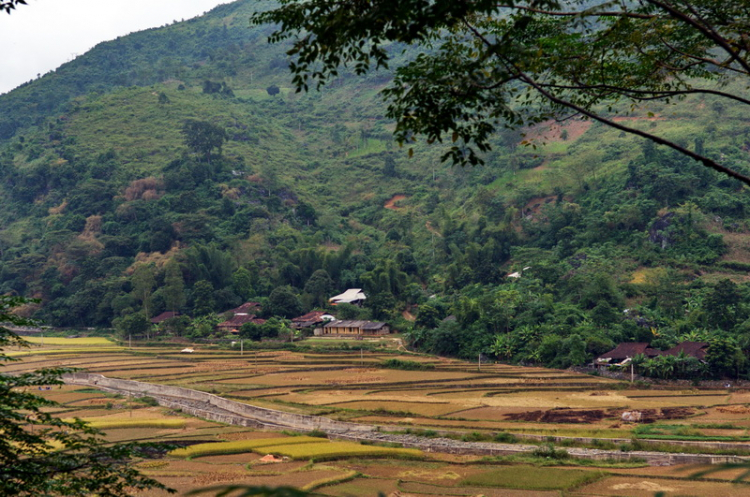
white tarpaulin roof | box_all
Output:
[329,288,367,303]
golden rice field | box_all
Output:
[12,337,750,495]
[11,337,750,440]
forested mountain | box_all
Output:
[2,0,750,375]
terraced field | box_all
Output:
[11,339,750,441]
[13,338,750,495]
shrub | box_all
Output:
[493,432,518,444]
[381,358,435,370]
[532,443,570,460]
[136,396,159,407]
[461,432,489,442]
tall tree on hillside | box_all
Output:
[163,259,185,314]
[233,267,255,301]
[704,278,744,331]
[267,286,303,318]
[192,280,216,316]
[254,0,750,185]
[131,264,156,319]
[181,120,228,163]
[303,269,334,308]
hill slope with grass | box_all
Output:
[2,0,750,375]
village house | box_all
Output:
[150,311,179,325]
[318,320,391,337]
[225,302,262,316]
[216,302,265,334]
[290,311,335,331]
[595,342,660,368]
[660,341,709,361]
[596,341,709,368]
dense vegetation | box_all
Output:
[2,1,750,377]
[0,296,169,496]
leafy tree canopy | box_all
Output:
[182,120,228,163]
[267,286,303,318]
[253,0,750,184]
[0,296,171,496]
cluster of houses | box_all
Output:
[150,288,391,339]
[595,341,708,368]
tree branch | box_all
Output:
[462,18,750,186]
[645,0,750,75]
[520,69,750,186]
[497,4,656,19]
[537,83,750,107]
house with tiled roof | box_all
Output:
[319,320,390,337]
[597,341,710,368]
[291,311,335,330]
[150,311,180,324]
[660,341,709,361]
[226,302,262,316]
[595,342,660,367]
[216,314,266,334]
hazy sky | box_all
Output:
[0,0,231,94]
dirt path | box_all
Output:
[384,194,407,210]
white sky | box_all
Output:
[0,0,231,94]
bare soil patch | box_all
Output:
[506,408,611,424]
[523,195,559,217]
[325,400,460,416]
[577,476,748,497]
[717,405,750,414]
[384,194,407,210]
[198,453,261,464]
[612,115,666,122]
[503,406,694,424]
[719,231,750,265]
[523,119,592,143]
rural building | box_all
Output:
[318,320,390,337]
[224,302,262,316]
[216,314,266,334]
[291,311,335,330]
[595,342,660,367]
[329,288,367,306]
[150,311,179,324]
[216,302,265,334]
[596,341,710,368]
[661,341,709,361]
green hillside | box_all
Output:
[2,0,750,377]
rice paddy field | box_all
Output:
[12,337,750,495]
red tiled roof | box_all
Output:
[217,314,259,328]
[227,302,262,315]
[150,311,179,324]
[597,342,659,361]
[291,311,329,323]
[661,341,709,360]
